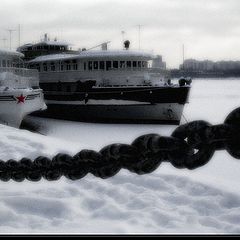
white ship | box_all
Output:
[0,49,46,128]
[19,37,191,124]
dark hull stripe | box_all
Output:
[32,112,180,125]
[42,86,191,104]
[0,94,40,102]
[27,94,40,97]
[26,94,40,100]
[31,103,183,125]
[0,97,15,100]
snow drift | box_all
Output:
[0,79,240,233]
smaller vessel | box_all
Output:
[0,49,46,128]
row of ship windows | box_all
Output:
[29,60,149,72]
[0,60,24,69]
[0,60,14,67]
[23,45,67,51]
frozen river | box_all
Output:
[1,78,240,234]
[26,78,240,147]
[24,78,240,191]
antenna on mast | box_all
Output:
[86,41,111,51]
[121,30,125,49]
[182,44,185,70]
[1,38,7,49]
[137,25,143,50]
[6,28,16,50]
[18,24,21,48]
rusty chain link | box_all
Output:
[1,107,240,182]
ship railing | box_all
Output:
[106,67,169,72]
[0,67,39,88]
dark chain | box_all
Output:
[1,107,240,182]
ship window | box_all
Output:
[65,61,71,70]
[142,61,148,68]
[67,85,71,92]
[106,61,111,71]
[73,64,78,70]
[50,62,56,71]
[36,64,40,72]
[49,84,53,91]
[72,60,78,70]
[127,61,131,68]
[93,61,98,70]
[57,82,62,91]
[133,61,137,68]
[120,61,125,68]
[60,62,64,71]
[113,61,118,69]
[43,63,47,72]
[100,61,105,70]
[138,61,141,68]
[88,61,93,71]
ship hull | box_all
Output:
[32,85,190,124]
[0,89,47,128]
[33,102,183,124]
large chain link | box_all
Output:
[1,107,240,182]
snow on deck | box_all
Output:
[29,50,154,63]
[34,40,71,46]
[1,79,240,233]
[0,49,24,58]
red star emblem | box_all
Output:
[16,94,26,104]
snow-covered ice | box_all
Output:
[1,79,240,234]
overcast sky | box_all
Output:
[0,0,240,68]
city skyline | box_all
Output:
[0,0,240,68]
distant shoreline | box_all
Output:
[169,70,240,79]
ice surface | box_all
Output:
[1,78,240,233]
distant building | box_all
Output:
[152,55,166,70]
[213,61,240,71]
[180,59,240,72]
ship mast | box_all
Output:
[18,24,21,48]
[182,44,185,70]
[121,30,125,49]
[1,38,7,49]
[137,25,143,50]
[6,29,16,50]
